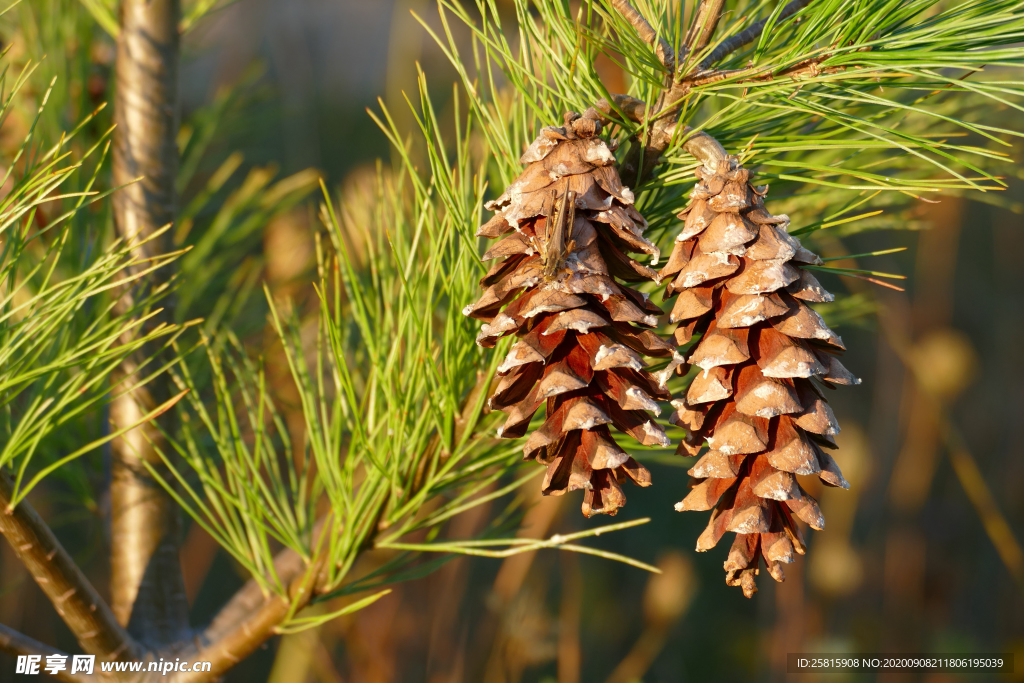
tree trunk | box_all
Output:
[110,0,189,646]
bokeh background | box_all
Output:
[1,1,1023,681]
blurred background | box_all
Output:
[1,1,1023,681]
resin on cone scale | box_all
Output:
[661,155,859,597]
[464,110,683,517]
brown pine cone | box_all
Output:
[661,155,859,597]
[465,111,683,517]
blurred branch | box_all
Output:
[166,516,326,681]
[196,537,310,648]
[111,0,189,644]
[942,423,1024,592]
[0,471,140,662]
[491,491,564,607]
[174,594,297,682]
[879,309,1024,594]
[603,552,696,683]
[0,624,93,683]
[557,551,582,683]
[603,629,670,683]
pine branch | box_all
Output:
[171,505,393,680]
[597,0,749,183]
[196,541,308,649]
[110,0,189,645]
[698,0,815,70]
[684,52,847,88]
[167,521,332,681]
[162,361,498,680]
[172,594,296,682]
[609,0,675,72]
[170,379,490,669]
[0,624,93,683]
[0,471,140,662]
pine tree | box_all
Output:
[0,0,1020,678]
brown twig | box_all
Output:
[609,0,675,72]
[195,538,308,647]
[163,533,327,683]
[172,594,297,683]
[699,0,815,70]
[0,471,140,662]
[683,54,844,89]
[0,624,94,683]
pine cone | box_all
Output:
[465,111,682,517]
[661,156,859,597]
